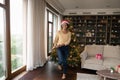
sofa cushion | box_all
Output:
[85,56,103,65]
[103,57,120,68]
[103,45,120,59]
[86,45,104,57]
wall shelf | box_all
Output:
[63,15,120,46]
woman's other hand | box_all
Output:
[56,44,65,48]
[52,46,56,50]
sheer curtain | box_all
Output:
[26,0,46,71]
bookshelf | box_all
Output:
[63,15,120,46]
[110,15,120,45]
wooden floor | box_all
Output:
[18,61,96,80]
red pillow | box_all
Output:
[96,54,102,60]
[116,65,120,73]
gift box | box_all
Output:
[96,54,102,60]
[116,65,120,73]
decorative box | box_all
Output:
[96,54,102,60]
[116,65,120,73]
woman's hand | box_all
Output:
[56,44,65,48]
[52,44,65,49]
[60,43,65,46]
[52,46,56,50]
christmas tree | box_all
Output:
[50,18,84,67]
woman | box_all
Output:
[52,20,71,79]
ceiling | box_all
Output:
[57,0,120,10]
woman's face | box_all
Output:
[61,23,68,30]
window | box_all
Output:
[0,0,5,4]
[48,23,53,53]
[0,0,26,79]
[0,7,6,80]
[10,0,26,72]
[48,12,53,53]
[53,15,58,39]
[47,10,58,55]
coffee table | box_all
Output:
[96,69,120,80]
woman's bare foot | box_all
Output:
[58,65,62,70]
[62,74,66,79]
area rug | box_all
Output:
[77,73,101,80]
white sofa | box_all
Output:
[80,45,120,70]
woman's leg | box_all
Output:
[57,46,69,79]
[62,46,69,79]
[57,47,63,66]
[62,46,69,74]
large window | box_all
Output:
[10,0,26,72]
[48,12,53,53]
[47,10,58,54]
[0,7,6,80]
[0,0,26,79]
[0,0,5,4]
